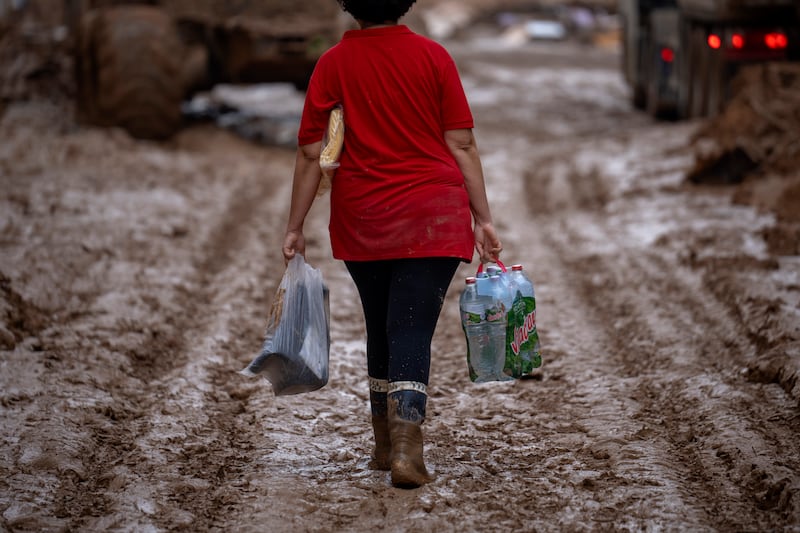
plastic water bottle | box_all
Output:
[507,264,541,374]
[475,271,490,297]
[485,272,513,381]
[459,277,495,382]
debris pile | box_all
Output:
[688,62,800,254]
[0,6,72,108]
[689,62,800,183]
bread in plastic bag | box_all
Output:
[240,254,330,396]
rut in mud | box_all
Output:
[1,31,799,533]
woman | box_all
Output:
[282,0,502,488]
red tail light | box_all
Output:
[707,34,722,49]
[660,47,674,63]
[765,32,788,49]
[731,34,744,49]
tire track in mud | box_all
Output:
[50,139,295,530]
[113,177,282,530]
[557,246,800,528]
[522,134,800,529]
[449,135,716,529]
[122,170,271,385]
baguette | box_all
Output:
[318,106,344,196]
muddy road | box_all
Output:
[2,32,799,532]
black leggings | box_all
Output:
[345,258,461,386]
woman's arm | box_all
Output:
[444,128,503,263]
[283,141,323,262]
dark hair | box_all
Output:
[337,0,417,23]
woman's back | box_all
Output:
[299,25,476,261]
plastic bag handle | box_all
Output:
[476,259,506,274]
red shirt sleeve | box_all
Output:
[439,56,474,131]
[298,53,339,146]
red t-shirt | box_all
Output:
[298,25,475,262]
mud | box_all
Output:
[1,22,800,533]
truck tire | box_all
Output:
[676,18,692,119]
[76,6,188,140]
[632,23,649,110]
[621,16,647,110]
[633,76,648,110]
[688,24,708,118]
[706,36,725,117]
[645,41,668,118]
[645,69,663,118]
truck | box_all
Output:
[619,0,800,119]
[65,0,350,140]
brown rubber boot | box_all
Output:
[369,415,391,471]
[388,412,433,488]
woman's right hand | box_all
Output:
[474,221,502,264]
[283,230,306,263]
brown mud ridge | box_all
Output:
[689,62,800,257]
[1,30,799,533]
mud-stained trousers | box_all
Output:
[344,258,460,422]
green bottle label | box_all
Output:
[505,293,541,377]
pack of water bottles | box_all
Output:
[459,261,542,383]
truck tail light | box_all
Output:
[707,34,722,49]
[722,28,788,59]
[660,47,674,63]
[765,32,788,49]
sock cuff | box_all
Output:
[387,380,427,396]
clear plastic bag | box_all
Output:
[240,255,330,395]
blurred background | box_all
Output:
[1,0,798,189]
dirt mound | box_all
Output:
[0,272,49,351]
[0,9,73,109]
[689,62,800,184]
[688,62,800,254]
[164,0,342,21]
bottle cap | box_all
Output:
[512,264,523,271]
[465,277,476,284]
